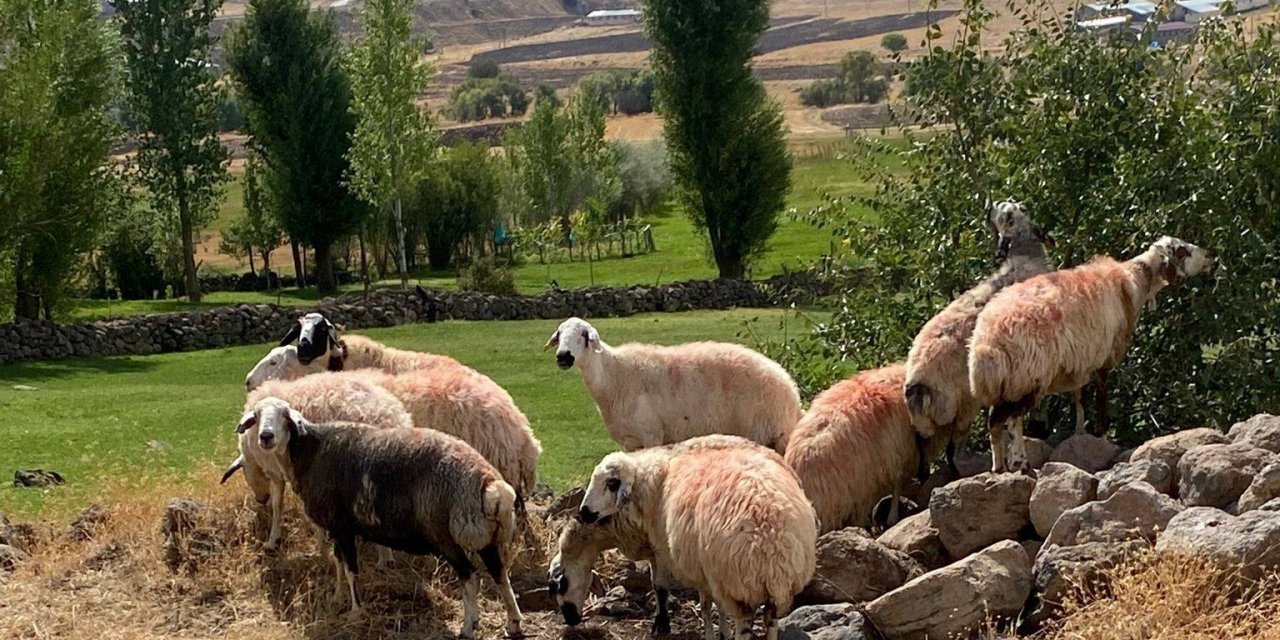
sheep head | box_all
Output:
[244,346,307,392]
[988,199,1053,260]
[580,452,634,523]
[237,397,310,453]
[279,313,341,365]
[1152,236,1215,285]
[545,317,602,370]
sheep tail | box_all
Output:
[968,344,1005,407]
[219,455,244,485]
[904,382,932,430]
[484,479,519,562]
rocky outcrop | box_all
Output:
[799,528,923,605]
[1030,463,1098,538]
[930,472,1036,560]
[1178,443,1277,510]
[1044,482,1183,548]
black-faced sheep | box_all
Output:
[240,398,524,638]
[545,317,802,453]
[579,437,816,640]
[904,199,1053,479]
[970,236,1215,472]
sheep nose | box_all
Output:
[556,353,575,369]
[259,431,275,448]
[578,506,598,524]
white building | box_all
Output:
[584,9,642,26]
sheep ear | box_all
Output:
[996,236,1011,261]
[326,341,346,372]
[285,409,310,437]
[616,482,631,509]
[326,323,341,350]
[220,454,244,484]
[278,321,302,347]
[587,327,602,354]
[1034,226,1055,249]
[544,330,560,351]
[236,411,258,434]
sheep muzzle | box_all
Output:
[556,352,575,369]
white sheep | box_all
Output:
[545,317,802,453]
[242,398,523,638]
[904,199,1053,479]
[785,363,917,533]
[579,437,817,640]
[247,319,542,507]
[970,236,1215,472]
[222,373,412,553]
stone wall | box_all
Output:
[0,274,828,365]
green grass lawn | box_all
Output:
[0,308,824,519]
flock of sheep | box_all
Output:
[219,200,1215,640]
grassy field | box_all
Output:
[0,307,823,519]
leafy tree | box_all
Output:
[410,142,501,269]
[881,32,908,53]
[115,0,229,303]
[609,140,672,221]
[800,51,889,107]
[345,0,436,288]
[217,92,246,132]
[535,82,561,109]
[446,77,529,122]
[468,57,499,78]
[225,0,364,293]
[646,0,792,278]
[0,0,122,319]
[219,155,284,277]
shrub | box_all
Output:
[535,82,561,109]
[458,255,516,295]
[577,69,656,115]
[609,140,672,220]
[467,57,499,78]
[445,76,529,122]
[881,32,908,53]
[799,51,888,107]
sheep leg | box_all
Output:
[479,543,523,637]
[652,587,671,636]
[1008,416,1030,473]
[1073,388,1086,435]
[699,593,716,640]
[888,478,902,526]
[945,437,960,477]
[719,605,731,640]
[460,573,481,639]
[376,545,394,569]
[334,535,360,615]
[763,603,779,640]
[264,479,285,552]
[1094,369,1111,436]
[914,433,932,483]
[989,414,1009,473]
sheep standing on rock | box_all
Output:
[970,236,1215,472]
[904,199,1053,479]
[240,398,523,639]
[546,317,802,453]
[579,437,816,640]
[223,374,412,553]
[786,363,917,533]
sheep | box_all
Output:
[970,236,1215,472]
[545,317,802,453]
[249,317,542,508]
[549,435,761,635]
[239,397,523,638]
[578,437,817,640]
[904,199,1054,480]
[785,363,917,533]
[222,373,413,553]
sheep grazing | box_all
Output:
[223,374,413,552]
[785,363,917,533]
[545,317,802,453]
[579,437,817,640]
[240,398,523,638]
[970,236,1215,472]
[549,435,760,635]
[904,199,1053,479]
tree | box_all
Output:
[468,57,499,78]
[225,0,364,293]
[0,0,122,319]
[219,155,284,277]
[115,0,229,303]
[881,32,908,53]
[839,50,888,103]
[411,142,502,269]
[345,0,436,289]
[646,0,792,278]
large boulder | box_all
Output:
[1024,540,1149,629]
[877,511,949,571]
[799,528,923,605]
[779,604,874,640]
[1025,437,1054,471]
[1157,507,1280,583]
[1130,428,1230,487]
[1178,443,1277,510]
[1227,414,1280,454]
[1097,459,1174,500]
[1030,463,1099,538]
[1050,434,1120,473]
[1238,463,1280,514]
[1045,482,1183,548]
[865,540,1032,640]
[930,472,1036,560]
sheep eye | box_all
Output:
[606,478,621,492]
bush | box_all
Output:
[217,94,246,132]
[446,76,529,122]
[410,141,501,269]
[458,255,516,295]
[577,69,656,115]
[770,2,1280,442]
[609,140,672,220]
[468,57,500,79]
[881,32,908,53]
[535,82,561,109]
[799,51,889,107]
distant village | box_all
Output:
[1075,0,1275,44]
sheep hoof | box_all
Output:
[504,622,524,638]
[341,606,362,622]
[652,620,672,636]
[262,541,280,555]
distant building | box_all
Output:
[584,9,642,26]
[1078,0,1159,21]
[1076,14,1132,37]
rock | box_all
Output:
[1025,437,1053,471]
[1157,507,1280,583]
[1260,499,1280,512]
[799,527,923,605]
[0,510,10,546]
[1045,482,1183,548]
[1112,448,1136,466]
[1097,459,1173,500]
[13,469,65,488]
[1178,443,1277,510]
[865,540,1032,640]
[779,604,873,640]
[69,504,109,541]
[1239,463,1280,513]
[1021,540,1043,563]
[953,450,991,478]
[529,482,555,502]
[1030,463,1098,538]
[1050,434,1120,473]
[1131,428,1230,486]
[0,543,30,571]
[878,511,950,571]
[1228,414,1280,454]
[163,499,200,536]
[1024,540,1149,628]
[516,586,557,612]
[930,472,1036,560]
